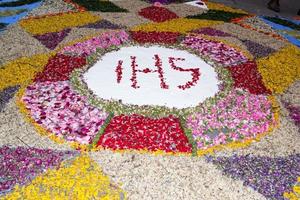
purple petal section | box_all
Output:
[242,39,276,58]
[0,146,76,195]
[34,29,71,50]
[148,0,173,4]
[79,20,122,29]
[284,102,300,128]
[193,27,232,37]
[0,85,19,112]
[208,154,300,200]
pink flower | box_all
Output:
[187,89,276,149]
[154,2,162,7]
[22,81,108,145]
[61,31,130,56]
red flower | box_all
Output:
[138,6,178,22]
[227,61,271,95]
[115,60,123,83]
[169,57,201,90]
[97,114,192,153]
[34,54,86,82]
[127,55,169,89]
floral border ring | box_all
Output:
[19,30,279,155]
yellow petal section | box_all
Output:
[3,155,126,200]
[0,53,52,90]
[284,177,300,200]
[205,1,248,14]
[19,12,101,35]
[131,18,223,34]
[257,45,300,94]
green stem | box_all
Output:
[179,117,197,156]
[89,112,114,150]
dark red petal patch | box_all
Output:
[227,61,271,95]
[34,54,86,82]
[131,31,181,44]
[138,6,178,22]
[97,114,192,153]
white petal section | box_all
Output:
[91,151,266,200]
[84,46,219,109]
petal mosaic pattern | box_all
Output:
[2,155,125,199]
[0,0,42,32]
[227,61,270,95]
[33,29,71,50]
[97,114,192,153]
[0,146,76,194]
[187,89,276,150]
[19,12,101,35]
[131,18,224,33]
[1,0,300,199]
[22,81,108,145]
[131,31,181,44]
[0,85,19,112]
[138,6,178,22]
[241,39,276,58]
[60,30,130,55]
[67,0,128,12]
[19,20,279,155]
[209,154,300,200]
[78,19,122,29]
[187,9,248,22]
[0,0,41,7]
[261,16,300,47]
[182,34,248,66]
[257,45,300,94]
[284,102,300,129]
[193,27,232,37]
[34,54,86,82]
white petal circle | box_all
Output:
[84,46,219,109]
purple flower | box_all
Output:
[208,154,300,200]
[0,146,76,194]
[0,86,19,112]
[193,28,232,37]
[34,29,71,50]
[284,102,300,128]
[148,0,172,4]
[242,39,276,58]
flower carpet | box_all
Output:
[0,0,300,199]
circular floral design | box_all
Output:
[71,43,232,117]
[19,29,278,155]
[83,45,219,109]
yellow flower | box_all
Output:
[206,1,248,14]
[19,12,100,35]
[0,54,52,90]
[3,155,126,200]
[131,18,223,34]
[257,45,300,94]
[283,177,300,200]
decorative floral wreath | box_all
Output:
[71,43,233,118]
[19,29,279,155]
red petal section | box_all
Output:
[138,6,178,22]
[34,54,86,82]
[227,61,271,95]
[97,114,192,153]
[131,31,180,44]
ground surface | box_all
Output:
[0,0,300,199]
